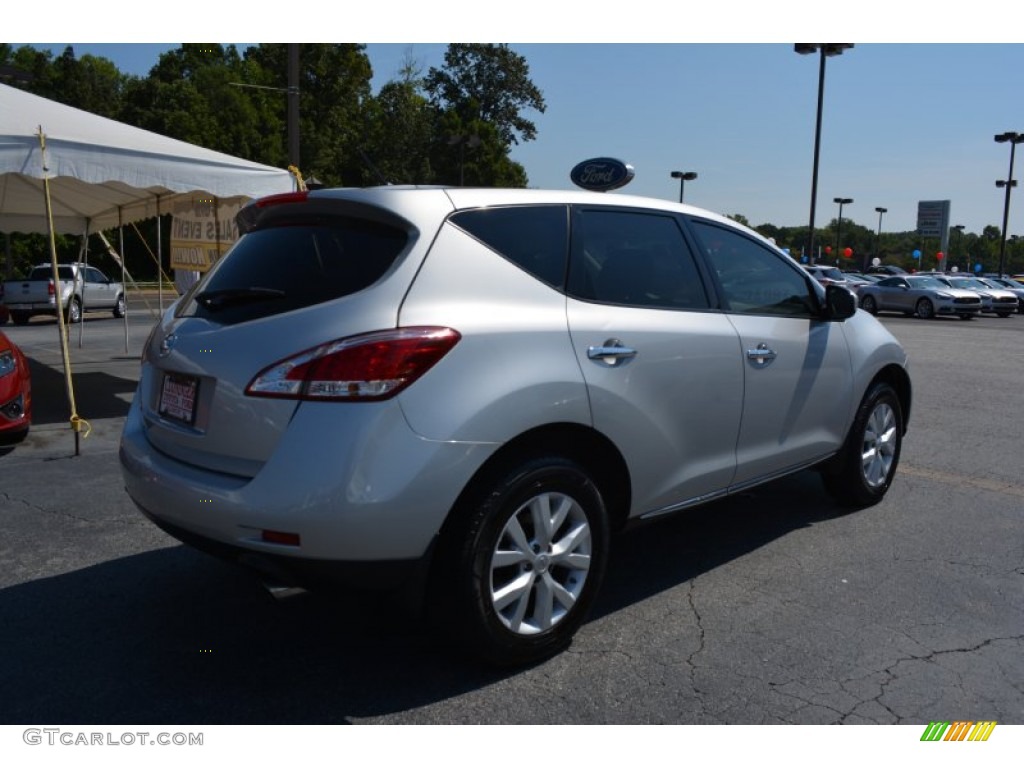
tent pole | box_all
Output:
[120,208,128,354]
[157,195,163,315]
[78,221,90,349]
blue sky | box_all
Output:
[13,30,1024,238]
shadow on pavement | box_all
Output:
[26,356,137,425]
[0,470,847,724]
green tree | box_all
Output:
[363,53,435,184]
[424,44,546,147]
[244,44,375,186]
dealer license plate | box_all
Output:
[159,373,199,426]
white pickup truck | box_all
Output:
[1,263,126,325]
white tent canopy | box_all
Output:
[0,83,295,234]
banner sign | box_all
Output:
[170,197,244,273]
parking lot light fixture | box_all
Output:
[670,170,698,203]
[995,131,1024,278]
[952,224,965,272]
[872,207,887,271]
[795,44,853,263]
[833,197,853,262]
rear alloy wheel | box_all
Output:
[823,382,903,508]
[432,456,609,666]
[66,298,82,324]
[860,295,878,315]
[915,298,934,319]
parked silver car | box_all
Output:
[937,276,1017,317]
[120,187,911,665]
[978,277,1024,313]
[858,275,982,319]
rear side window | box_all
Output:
[449,206,569,289]
[568,209,710,310]
[179,218,408,325]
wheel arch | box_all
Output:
[439,422,633,543]
[869,363,912,434]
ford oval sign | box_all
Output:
[570,157,635,192]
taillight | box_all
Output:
[246,327,460,401]
[48,280,55,296]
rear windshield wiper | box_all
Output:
[194,287,286,311]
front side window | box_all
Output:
[690,219,816,317]
[568,208,709,310]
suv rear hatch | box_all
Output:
[138,189,452,477]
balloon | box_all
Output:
[871,257,881,266]
[843,247,853,258]
[951,266,959,273]
[936,252,944,260]
[974,263,983,273]
[801,256,809,264]
[912,249,922,258]
[825,246,832,254]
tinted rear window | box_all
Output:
[178,218,408,324]
[29,266,75,281]
[449,206,568,289]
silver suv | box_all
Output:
[120,187,911,665]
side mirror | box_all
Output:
[824,283,856,321]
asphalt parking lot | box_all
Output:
[1,299,1021,725]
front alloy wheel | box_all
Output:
[822,381,904,508]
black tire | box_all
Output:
[113,294,126,318]
[959,314,974,321]
[996,312,1011,318]
[65,298,82,324]
[915,298,934,319]
[11,311,30,326]
[431,456,610,666]
[860,295,878,315]
[822,382,903,508]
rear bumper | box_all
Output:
[134,503,434,593]
[119,393,496,564]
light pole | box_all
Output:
[873,206,887,271]
[795,44,853,263]
[995,131,1024,277]
[670,171,698,203]
[833,197,853,262]
[952,224,965,272]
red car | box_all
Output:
[0,329,31,442]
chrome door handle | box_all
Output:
[588,338,637,365]
[746,343,777,366]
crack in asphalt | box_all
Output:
[0,491,143,526]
